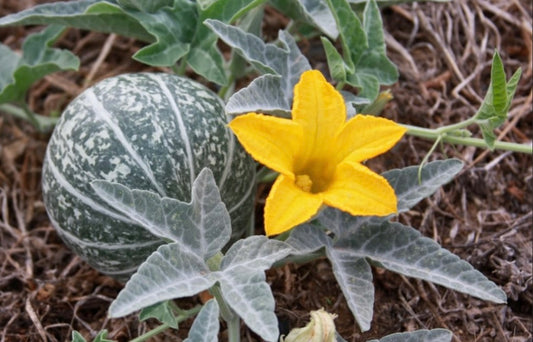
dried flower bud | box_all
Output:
[281,308,337,342]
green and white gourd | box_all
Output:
[42,73,256,280]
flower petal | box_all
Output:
[292,70,346,164]
[323,161,397,216]
[229,113,302,177]
[264,175,323,236]
[336,115,406,163]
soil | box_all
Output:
[0,0,531,341]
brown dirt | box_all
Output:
[0,0,531,341]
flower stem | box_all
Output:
[402,123,532,154]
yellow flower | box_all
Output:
[229,70,406,236]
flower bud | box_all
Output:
[281,308,337,342]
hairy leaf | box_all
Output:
[334,218,507,303]
[92,168,231,261]
[0,25,79,104]
[184,299,220,342]
[326,248,374,331]
[216,236,292,341]
[367,329,453,342]
[271,0,338,38]
[109,243,215,317]
[383,159,464,213]
[206,19,310,114]
[225,75,290,116]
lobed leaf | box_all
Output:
[139,301,179,329]
[109,243,215,318]
[0,25,79,104]
[334,218,507,304]
[382,159,464,213]
[216,236,292,341]
[184,299,220,342]
[366,329,453,342]
[92,168,231,261]
[206,19,310,115]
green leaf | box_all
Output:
[117,0,174,12]
[139,301,179,329]
[271,0,338,38]
[474,51,522,149]
[321,37,347,83]
[383,159,464,213]
[184,299,220,342]
[109,242,215,317]
[206,20,310,115]
[217,236,292,341]
[71,330,115,342]
[92,168,231,261]
[332,217,507,304]
[367,329,453,342]
[188,0,267,85]
[71,331,87,342]
[0,0,152,41]
[327,0,398,100]
[127,0,198,66]
[0,25,79,104]
[0,0,197,68]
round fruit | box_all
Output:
[42,73,256,280]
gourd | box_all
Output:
[41,73,256,280]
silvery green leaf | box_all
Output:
[205,19,310,114]
[334,219,507,303]
[139,301,179,329]
[286,224,330,255]
[340,90,371,118]
[109,243,214,317]
[225,74,291,116]
[367,329,453,342]
[204,19,285,75]
[383,159,464,213]
[215,236,292,341]
[184,299,220,342]
[92,168,231,261]
[325,248,374,331]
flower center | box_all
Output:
[294,159,335,194]
[295,174,313,192]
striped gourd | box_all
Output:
[42,73,256,280]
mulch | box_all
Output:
[0,0,531,341]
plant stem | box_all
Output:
[0,103,58,132]
[403,124,532,154]
[211,285,240,342]
[130,323,170,342]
